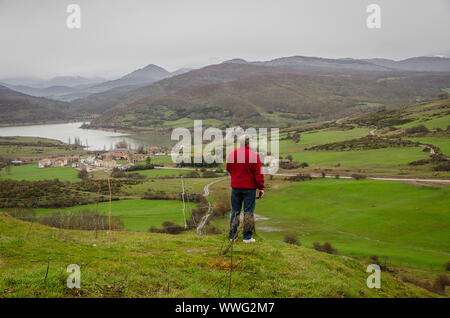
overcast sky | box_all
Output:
[0,0,449,79]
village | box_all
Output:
[37,146,167,172]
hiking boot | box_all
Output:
[243,238,256,243]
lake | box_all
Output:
[0,122,146,150]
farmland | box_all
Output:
[34,199,196,232]
[0,164,79,182]
[210,177,450,274]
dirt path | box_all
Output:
[196,178,227,235]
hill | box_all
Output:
[90,72,450,130]
[0,85,70,124]
[74,63,291,115]
[0,212,434,297]
[365,56,450,73]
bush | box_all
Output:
[405,125,430,134]
[78,168,89,180]
[432,275,450,293]
[186,170,200,178]
[39,210,123,230]
[288,173,312,182]
[445,261,450,271]
[127,173,146,179]
[149,221,187,234]
[111,168,127,178]
[202,170,219,178]
[313,242,338,254]
[335,174,340,179]
[212,192,231,217]
[125,163,154,171]
[7,208,36,222]
[351,174,367,180]
[284,235,301,246]
[434,162,450,171]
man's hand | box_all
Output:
[258,190,264,199]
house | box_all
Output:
[38,156,80,168]
[38,158,52,168]
[148,146,161,154]
[131,153,147,163]
[106,148,129,160]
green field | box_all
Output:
[0,136,85,160]
[212,178,450,272]
[0,164,79,182]
[279,127,371,153]
[407,137,450,156]
[121,177,219,197]
[396,114,450,130]
[0,213,434,297]
[34,199,196,232]
[126,168,192,178]
[286,147,429,168]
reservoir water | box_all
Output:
[0,122,144,151]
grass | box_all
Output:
[396,114,450,130]
[0,212,434,297]
[212,178,450,272]
[126,169,192,178]
[121,177,218,196]
[0,136,85,160]
[0,164,79,182]
[279,127,371,153]
[34,199,196,232]
[286,147,429,168]
[406,137,450,157]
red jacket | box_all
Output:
[226,145,264,190]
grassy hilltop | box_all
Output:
[0,213,434,298]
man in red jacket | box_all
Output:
[226,135,264,243]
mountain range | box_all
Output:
[1,55,450,127]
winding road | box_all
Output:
[196,178,227,235]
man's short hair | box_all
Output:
[239,134,251,146]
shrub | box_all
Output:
[405,125,430,134]
[313,242,338,254]
[284,235,301,246]
[288,173,312,182]
[434,162,450,171]
[205,225,223,234]
[445,261,450,271]
[212,192,231,217]
[78,168,89,180]
[125,163,154,171]
[202,170,218,178]
[299,162,309,168]
[351,174,367,180]
[39,210,123,230]
[149,221,186,234]
[186,171,200,178]
[111,168,127,178]
[335,174,340,179]
[126,173,146,179]
[7,208,36,222]
[432,275,450,293]
[321,171,326,178]
[285,155,293,162]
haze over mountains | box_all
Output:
[1,55,450,127]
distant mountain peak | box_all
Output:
[222,58,249,64]
[122,64,171,80]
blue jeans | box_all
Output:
[229,188,256,240]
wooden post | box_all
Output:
[180,176,187,229]
[107,177,112,232]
